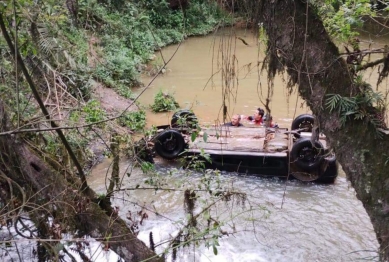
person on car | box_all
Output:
[224,114,243,127]
[265,115,279,128]
[244,108,264,125]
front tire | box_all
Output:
[291,114,315,138]
[171,109,198,129]
[154,130,186,160]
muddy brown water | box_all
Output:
[88,28,383,261]
[136,27,309,128]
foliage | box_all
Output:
[182,148,212,170]
[150,89,180,112]
[138,0,180,29]
[184,0,229,35]
[0,86,38,125]
[0,0,241,260]
[325,80,385,130]
[116,84,134,99]
[83,99,106,124]
[139,161,155,174]
[318,0,376,42]
[138,0,230,35]
[79,0,229,91]
[94,36,141,86]
[172,110,200,130]
[118,110,146,131]
[145,56,166,76]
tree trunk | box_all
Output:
[258,1,389,260]
[0,102,162,261]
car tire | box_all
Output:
[291,137,324,171]
[171,109,198,129]
[291,114,315,138]
[154,130,186,160]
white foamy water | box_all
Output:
[88,158,379,262]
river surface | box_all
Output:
[88,160,378,262]
[136,27,309,128]
[88,28,383,261]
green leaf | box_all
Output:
[191,132,198,142]
[213,245,218,255]
[203,210,210,220]
[203,132,208,142]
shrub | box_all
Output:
[83,99,106,124]
[150,89,179,112]
[118,110,146,131]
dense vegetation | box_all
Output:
[3,0,389,261]
[0,0,230,168]
[0,0,231,260]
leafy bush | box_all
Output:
[118,110,146,131]
[78,0,229,89]
[83,99,106,124]
[150,89,179,112]
[318,0,375,41]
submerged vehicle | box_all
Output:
[149,110,338,183]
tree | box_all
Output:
[250,0,389,260]
[0,0,227,260]
[0,1,162,260]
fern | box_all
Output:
[325,94,357,113]
[325,88,386,136]
[325,94,341,112]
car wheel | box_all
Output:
[154,130,186,160]
[171,109,198,129]
[291,114,315,138]
[290,137,324,171]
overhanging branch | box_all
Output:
[356,57,386,72]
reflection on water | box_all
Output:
[88,158,379,262]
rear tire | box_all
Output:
[291,137,324,171]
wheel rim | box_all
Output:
[298,120,313,132]
[299,146,319,162]
[164,137,177,151]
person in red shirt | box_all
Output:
[265,115,279,128]
[245,108,264,125]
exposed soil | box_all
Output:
[92,83,139,114]
[84,35,142,166]
[85,82,139,167]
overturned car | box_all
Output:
[142,110,338,183]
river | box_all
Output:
[88,27,381,261]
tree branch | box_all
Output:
[356,57,386,72]
[0,13,88,190]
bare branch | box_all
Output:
[0,14,88,190]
